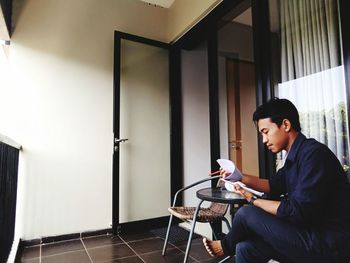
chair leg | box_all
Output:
[218,255,233,263]
[162,213,174,256]
[209,222,220,240]
[183,199,204,263]
[222,217,231,230]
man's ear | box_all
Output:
[282,119,291,132]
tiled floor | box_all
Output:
[20,229,234,263]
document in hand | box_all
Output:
[223,180,264,197]
[217,159,242,181]
[217,159,264,197]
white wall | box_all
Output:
[180,43,214,237]
[181,43,211,206]
[0,0,171,240]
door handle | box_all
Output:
[115,138,128,144]
[114,138,128,152]
[230,140,242,150]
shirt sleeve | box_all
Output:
[276,145,331,226]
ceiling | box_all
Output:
[139,0,253,27]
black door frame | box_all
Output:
[251,0,275,179]
[339,0,350,136]
[112,31,183,233]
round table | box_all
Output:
[196,187,247,205]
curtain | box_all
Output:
[278,0,350,173]
[280,0,340,81]
[0,142,19,263]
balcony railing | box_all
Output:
[0,134,21,263]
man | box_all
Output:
[203,98,350,262]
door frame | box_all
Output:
[113,31,183,233]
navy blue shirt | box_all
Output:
[270,133,350,247]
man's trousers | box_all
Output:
[220,205,349,263]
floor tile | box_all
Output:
[19,228,213,263]
[82,234,123,249]
[119,231,156,242]
[150,226,200,244]
[41,250,91,263]
[127,237,170,254]
[103,255,144,262]
[169,236,202,248]
[177,238,213,261]
[41,239,84,257]
[202,256,234,263]
[21,245,40,260]
[20,258,40,263]
[87,243,135,262]
[139,247,196,263]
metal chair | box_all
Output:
[162,175,231,262]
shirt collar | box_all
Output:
[285,133,306,163]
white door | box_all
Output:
[113,33,171,229]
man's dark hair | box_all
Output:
[253,98,301,132]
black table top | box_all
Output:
[196,187,247,205]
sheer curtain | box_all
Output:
[277,0,350,173]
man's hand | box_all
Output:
[220,168,242,181]
[220,168,231,178]
[234,185,254,202]
[235,184,280,215]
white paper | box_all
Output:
[217,159,242,181]
[217,158,264,197]
[224,180,264,197]
[223,191,245,200]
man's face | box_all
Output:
[257,118,289,153]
